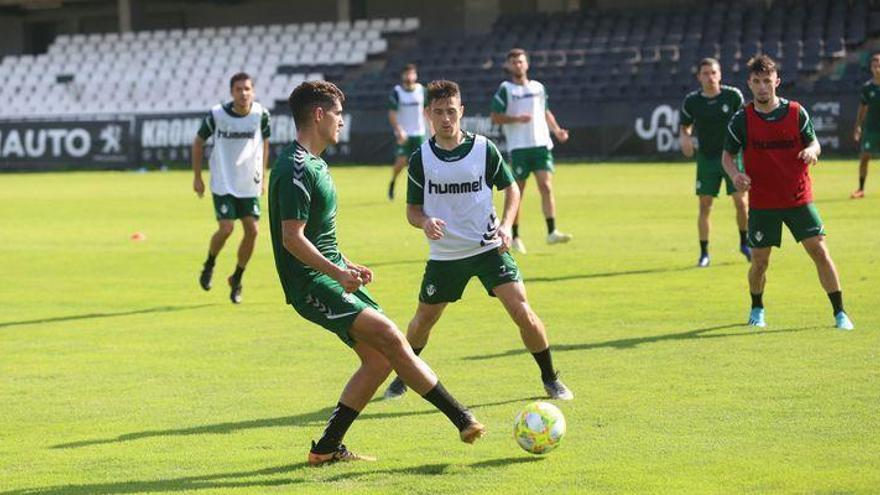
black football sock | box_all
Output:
[231,265,245,285]
[739,230,748,246]
[512,224,519,238]
[828,291,844,316]
[750,292,763,309]
[532,347,557,383]
[700,240,709,257]
[859,176,866,191]
[546,217,556,235]
[204,253,216,268]
[312,402,360,454]
[422,381,472,431]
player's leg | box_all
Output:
[747,247,771,327]
[535,168,572,245]
[800,236,853,329]
[512,178,528,253]
[226,213,258,304]
[388,154,408,200]
[200,218,234,291]
[348,309,485,441]
[697,195,714,267]
[383,302,447,399]
[492,280,573,400]
[852,152,869,199]
[731,192,751,261]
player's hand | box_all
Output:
[680,135,695,158]
[798,148,819,166]
[334,267,363,293]
[193,176,205,198]
[495,225,512,253]
[346,262,373,285]
[422,217,446,240]
[854,126,862,142]
[396,130,408,145]
[733,172,752,192]
[516,114,532,123]
[554,128,570,144]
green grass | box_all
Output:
[1,162,878,494]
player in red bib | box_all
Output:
[722,55,854,330]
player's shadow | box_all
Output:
[524,262,737,283]
[50,396,538,450]
[0,457,541,495]
[0,305,217,330]
[462,323,815,361]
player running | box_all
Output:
[491,48,572,254]
[269,81,485,466]
[382,80,573,401]
[851,52,880,199]
[722,55,854,330]
[387,64,432,200]
[679,58,750,267]
[193,72,270,304]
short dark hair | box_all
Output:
[287,81,345,128]
[871,52,880,62]
[698,57,720,70]
[229,72,252,90]
[426,80,461,104]
[747,55,778,76]
[507,48,527,60]
[401,63,417,74]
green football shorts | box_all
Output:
[860,129,880,154]
[510,146,554,181]
[695,154,740,197]
[212,194,260,220]
[395,135,427,157]
[748,203,825,248]
[419,249,522,304]
[290,274,382,348]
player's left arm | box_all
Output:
[797,105,821,165]
[487,141,518,251]
[545,110,569,143]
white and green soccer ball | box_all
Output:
[513,401,566,455]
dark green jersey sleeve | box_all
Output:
[277,157,314,221]
[485,139,514,190]
[680,93,695,127]
[406,149,425,205]
[261,110,271,139]
[197,112,215,140]
[724,109,746,154]
[861,84,871,104]
[491,84,508,113]
[387,88,399,111]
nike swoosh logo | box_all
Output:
[326,310,361,320]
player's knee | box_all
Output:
[217,223,234,237]
[364,353,393,378]
[537,181,553,196]
[751,255,770,272]
[243,222,259,238]
[511,303,540,330]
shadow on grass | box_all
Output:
[50,396,540,450]
[362,258,425,269]
[0,305,217,330]
[1,457,541,495]
[525,262,737,283]
[463,323,816,361]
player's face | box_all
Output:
[871,56,880,78]
[747,71,780,105]
[401,69,417,87]
[428,96,463,139]
[507,55,529,78]
[317,99,344,145]
[698,63,721,89]
[231,79,254,109]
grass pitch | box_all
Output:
[1,161,878,494]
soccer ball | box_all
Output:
[513,401,566,454]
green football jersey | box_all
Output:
[268,141,342,302]
[724,98,816,155]
[860,81,880,132]
[680,85,744,158]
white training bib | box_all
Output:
[498,80,553,151]
[208,101,266,198]
[393,83,426,137]
[421,135,501,260]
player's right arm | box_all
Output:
[679,94,695,158]
[405,149,445,239]
[490,83,530,124]
[387,89,406,144]
[276,163,361,292]
[192,112,214,198]
[854,104,867,142]
[722,110,750,191]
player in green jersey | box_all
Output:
[851,52,880,199]
[679,58,750,267]
[387,64,432,200]
[269,81,485,466]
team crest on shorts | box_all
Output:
[755,231,764,242]
[426,284,436,296]
[695,180,702,190]
[220,204,229,214]
[253,204,260,214]
[342,293,356,304]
